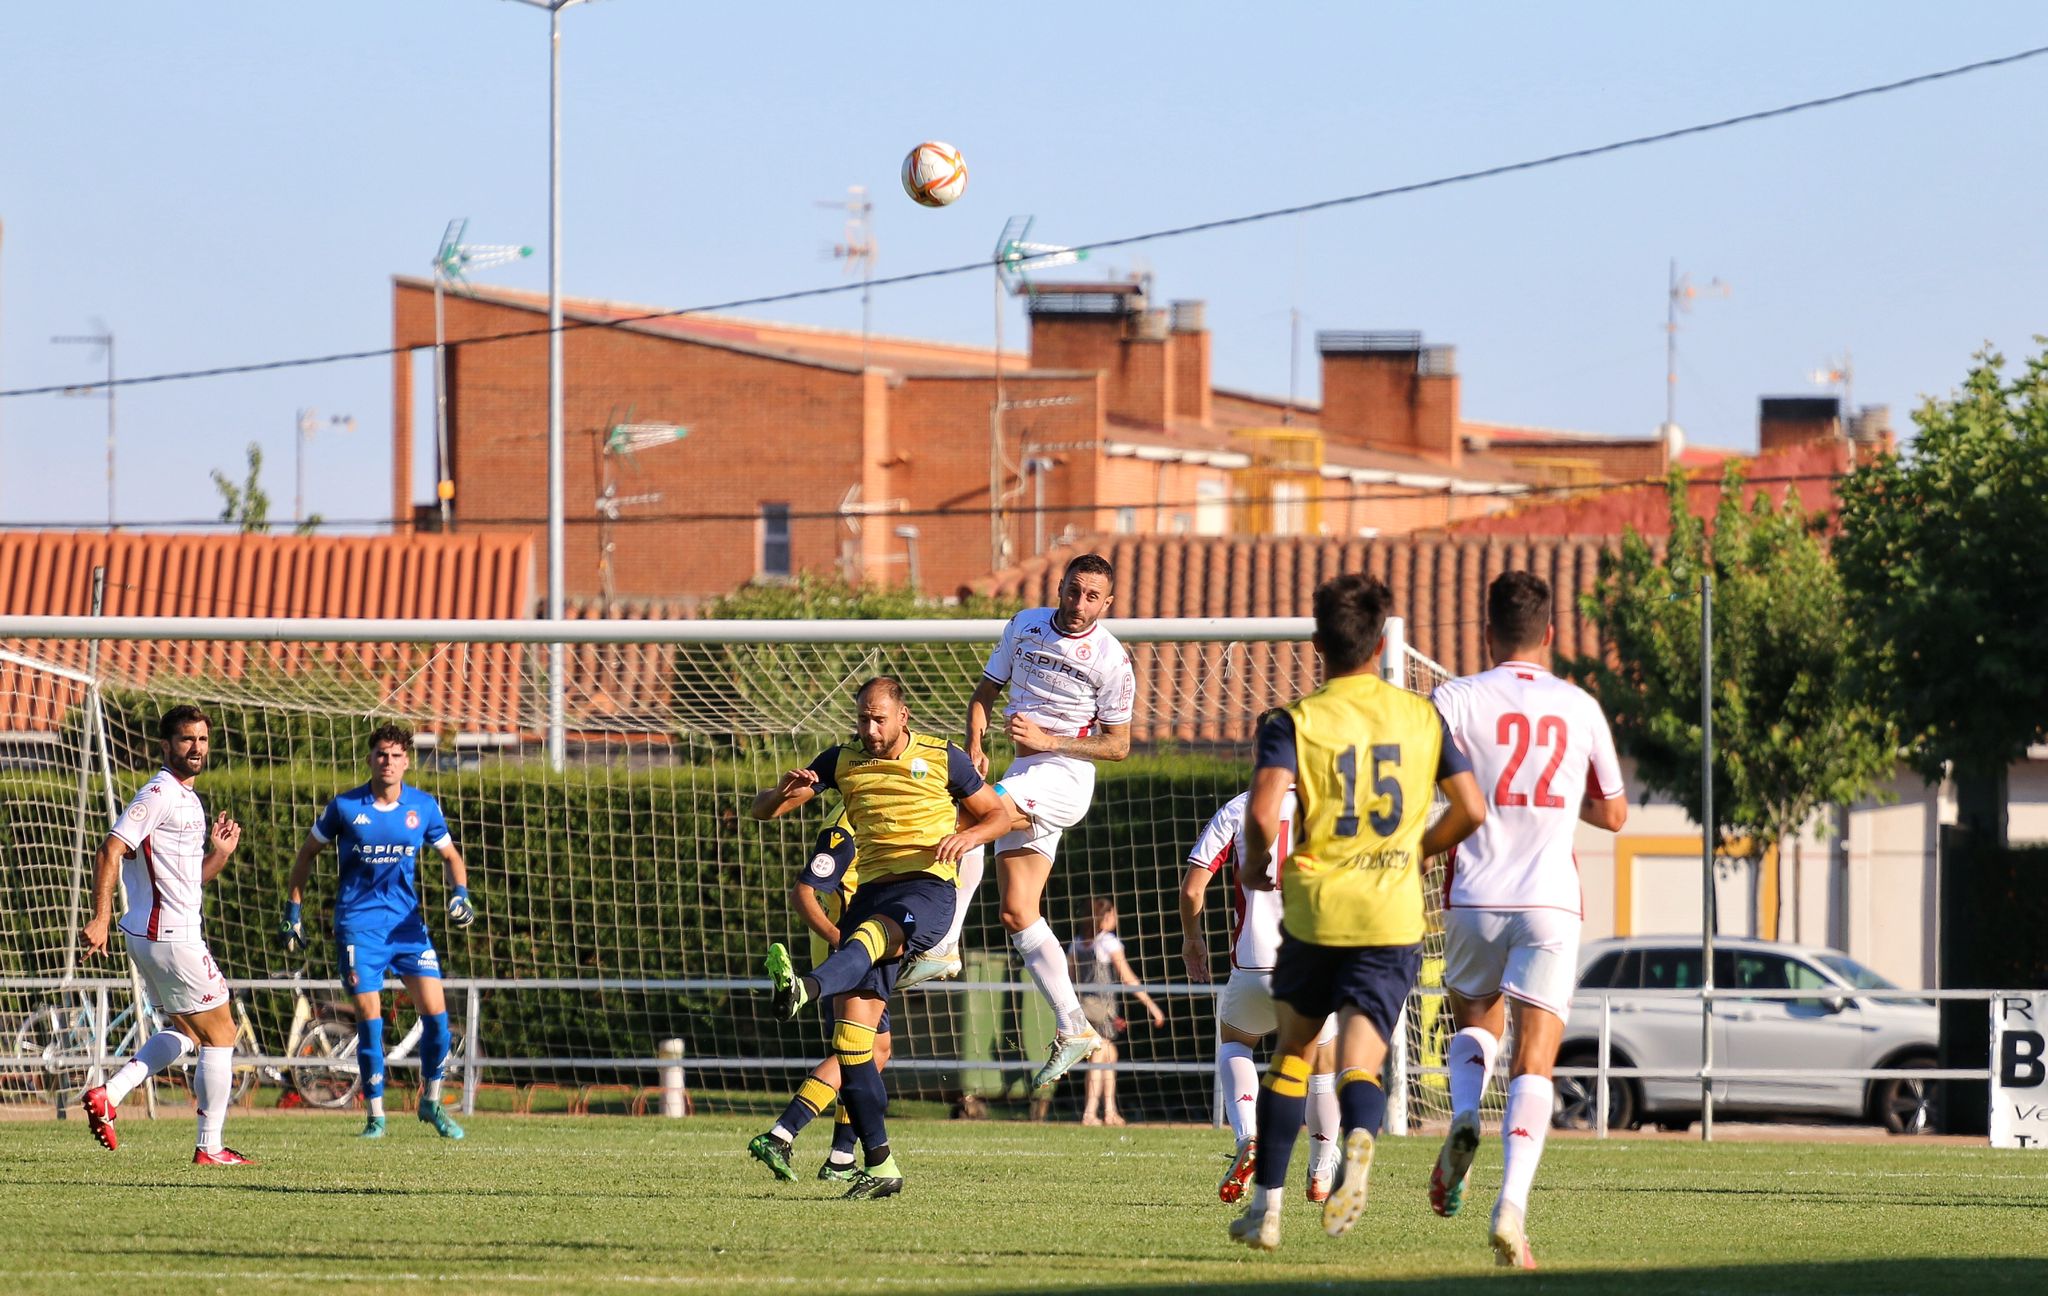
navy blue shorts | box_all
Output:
[834,872,957,1004]
[1269,931,1422,1044]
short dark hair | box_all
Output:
[1487,571,1552,653]
[158,705,209,741]
[1312,573,1392,674]
[368,722,414,753]
[856,675,906,707]
[1062,553,1114,590]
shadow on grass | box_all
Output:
[965,1258,2036,1296]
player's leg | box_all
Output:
[998,845,1096,1085]
[832,992,902,1198]
[176,994,248,1165]
[755,1051,840,1180]
[84,935,199,1151]
[399,964,463,1140]
[338,932,397,1136]
[1489,912,1577,1271]
[766,912,906,1020]
[1227,1000,1324,1253]
[1306,1024,1341,1202]
[1434,909,1508,1218]
[1319,942,1422,1240]
[1214,968,1274,1203]
[899,844,986,990]
[822,1026,888,1179]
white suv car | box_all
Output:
[1553,936,1937,1134]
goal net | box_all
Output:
[0,615,1472,1127]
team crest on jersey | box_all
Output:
[909,757,930,780]
[1075,642,1093,660]
[406,810,420,829]
[810,853,837,877]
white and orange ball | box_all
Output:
[901,141,968,207]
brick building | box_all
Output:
[390,277,1685,607]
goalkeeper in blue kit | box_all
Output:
[282,722,474,1139]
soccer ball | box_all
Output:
[901,141,968,207]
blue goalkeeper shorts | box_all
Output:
[338,915,442,994]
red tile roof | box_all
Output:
[0,530,532,735]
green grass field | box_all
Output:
[2,1115,2042,1295]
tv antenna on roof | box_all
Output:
[592,405,686,611]
[1664,258,1730,433]
[429,219,532,530]
[819,185,876,367]
[988,217,1090,572]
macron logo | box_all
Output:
[353,814,371,825]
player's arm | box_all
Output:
[1179,864,1216,983]
[436,838,476,929]
[790,880,840,948]
[1420,710,1486,858]
[750,748,836,820]
[1108,941,1165,1026]
[1005,716,1131,763]
[1241,767,1292,892]
[80,833,129,957]
[1579,710,1630,832]
[965,676,1004,778]
[200,812,241,883]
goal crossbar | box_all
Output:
[0,616,1315,645]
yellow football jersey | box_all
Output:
[1269,673,1447,946]
[809,732,982,884]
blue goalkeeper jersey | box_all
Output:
[313,783,454,936]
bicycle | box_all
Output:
[5,985,263,1106]
[245,963,467,1108]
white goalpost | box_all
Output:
[0,613,1479,1127]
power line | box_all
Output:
[4,43,2044,402]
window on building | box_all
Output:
[1272,481,1308,536]
[1114,506,1138,535]
[1196,478,1228,536]
[760,503,792,578]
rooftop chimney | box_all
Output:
[1317,331,1462,466]
[1758,396,1841,455]
[1027,278,1175,428]
[1168,300,1212,427]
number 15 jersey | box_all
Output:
[1430,661,1624,915]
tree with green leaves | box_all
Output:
[1836,344,2048,847]
[210,442,271,534]
[1566,465,1897,915]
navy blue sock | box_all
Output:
[829,1110,858,1158]
[807,918,889,1000]
[832,1019,890,1167]
[776,1075,836,1137]
[1251,1053,1312,1190]
[1338,1068,1387,1137]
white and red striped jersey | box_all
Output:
[982,608,1135,741]
[1187,788,1297,972]
[109,769,211,944]
[1431,662,1625,915]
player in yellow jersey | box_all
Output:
[750,676,1011,1199]
[1227,572,1487,1253]
[746,815,894,1183]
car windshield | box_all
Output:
[1816,953,1897,990]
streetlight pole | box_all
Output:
[295,409,354,528]
[54,331,115,528]
[509,0,586,771]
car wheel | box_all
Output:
[1552,1050,1637,1131]
[1875,1056,1936,1135]
[1655,1118,1693,1133]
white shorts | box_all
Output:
[992,752,1096,864]
[1216,967,1337,1045]
[1441,908,1581,1022]
[123,932,231,1017]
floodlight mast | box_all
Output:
[431,219,533,532]
[506,0,589,772]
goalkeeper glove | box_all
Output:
[278,901,305,955]
[447,886,476,929]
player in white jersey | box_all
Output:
[1180,786,1340,1205]
[940,553,1137,1088]
[78,705,253,1165]
[1425,572,1627,1269]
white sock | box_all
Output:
[1011,918,1087,1034]
[770,1122,795,1142]
[1219,1041,1259,1142]
[1497,1075,1555,1217]
[1448,1026,1500,1119]
[106,1029,192,1104]
[941,847,985,950]
[1252,1185,1283,1213]
[1307,1070,1340,1178]
[369,1095,387,1119]
[425,1078,444,1103]
[194,1046,233,1154]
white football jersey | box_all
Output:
[982,608,1136,740]
[109,769,212,944]
[1188,788,1298,972]
[1431,661,1625,915]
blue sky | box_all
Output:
[3,2,2044,530]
